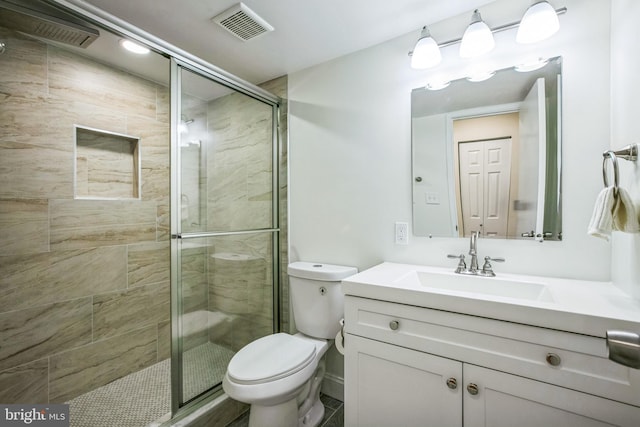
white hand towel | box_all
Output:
[612,187,640,233]
[588,186,615,240]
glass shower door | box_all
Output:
[170,62,280,409]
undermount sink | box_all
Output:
[394,270,554,303]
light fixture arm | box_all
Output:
[408,6,566,56]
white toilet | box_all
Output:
[222,261,357,427]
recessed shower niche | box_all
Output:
[74,125,141,199]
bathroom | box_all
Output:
[1,0,639,426]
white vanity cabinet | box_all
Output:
[344,296,640,427]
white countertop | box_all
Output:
[342,262,640,338]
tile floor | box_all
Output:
[225,394,344,427]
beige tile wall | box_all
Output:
[0,24,289,407]
[204,76,289,351]
[0,26,170,403]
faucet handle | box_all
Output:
[447,254,467,274]
[480,256,505,277]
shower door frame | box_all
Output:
[169,58,282,414]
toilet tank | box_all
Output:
[288,262,358,339]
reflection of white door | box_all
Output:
[515,78,547,241]
[458,139,512,237]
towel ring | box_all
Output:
[602,150,619,192]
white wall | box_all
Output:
[288,0,615,392]
[611,0,640,299]
[289,0,611,279]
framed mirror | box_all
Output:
[411,56,562,241]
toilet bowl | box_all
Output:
[222,262,357,427]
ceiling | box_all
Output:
[78,0,497,85]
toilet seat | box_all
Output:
[227,333,316,385]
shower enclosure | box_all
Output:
[0,0,285,425]
[170,62,282,410]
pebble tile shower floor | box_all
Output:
[67,342,234,427]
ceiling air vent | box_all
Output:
[212,2,274,41]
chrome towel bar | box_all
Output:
[602,144,638,192]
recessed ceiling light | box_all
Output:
[119,39,150,55]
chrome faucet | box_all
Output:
[468,231,479,274]
[447,231,505,276]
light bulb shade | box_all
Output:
[460,11,495,58]
[517,1,560,44]
[411,27,441,69]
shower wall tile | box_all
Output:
[127,241,170,288]
[0,298,92,372]
[93,282,170,340]
[48,47,158,121]
[156,202,171,242]
[0,142,73,199]
[0,27,47,99]
[50,223,157,251]
[157,320,171,361]
[156,86,170,124]
[260,75,290,333]
[49,326,157,402]
[0,198,49,256]
[0,26,172,404]
[129,116,170,202]
[182,266,208,315]
[49,199,157,250]
[0,359,49,404]
[0,246,126,313]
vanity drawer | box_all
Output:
[344,296,640,407]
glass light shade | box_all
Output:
[459,11,495,58]
[411,27,441,69]
[517,1,560,44]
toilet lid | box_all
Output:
[227,333,316,385]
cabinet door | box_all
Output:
[464,364,640,427]
[345,334,462,427]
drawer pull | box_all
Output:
[467,383,479,395]
[546,352,562,366]
[446,378,458,390]
[389,320,400,330]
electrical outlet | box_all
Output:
[395,222,409,245]
[425,192,440,205]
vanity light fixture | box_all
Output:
[517,1,560,44]
[119,39,150,54]
[410,26,442,69]
[408,4,565,69]
[459,9,495,58]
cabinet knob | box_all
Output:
[546,353,562,366]
[446,378,458,390]
[389,320,400,331]
[467,383,479,395]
